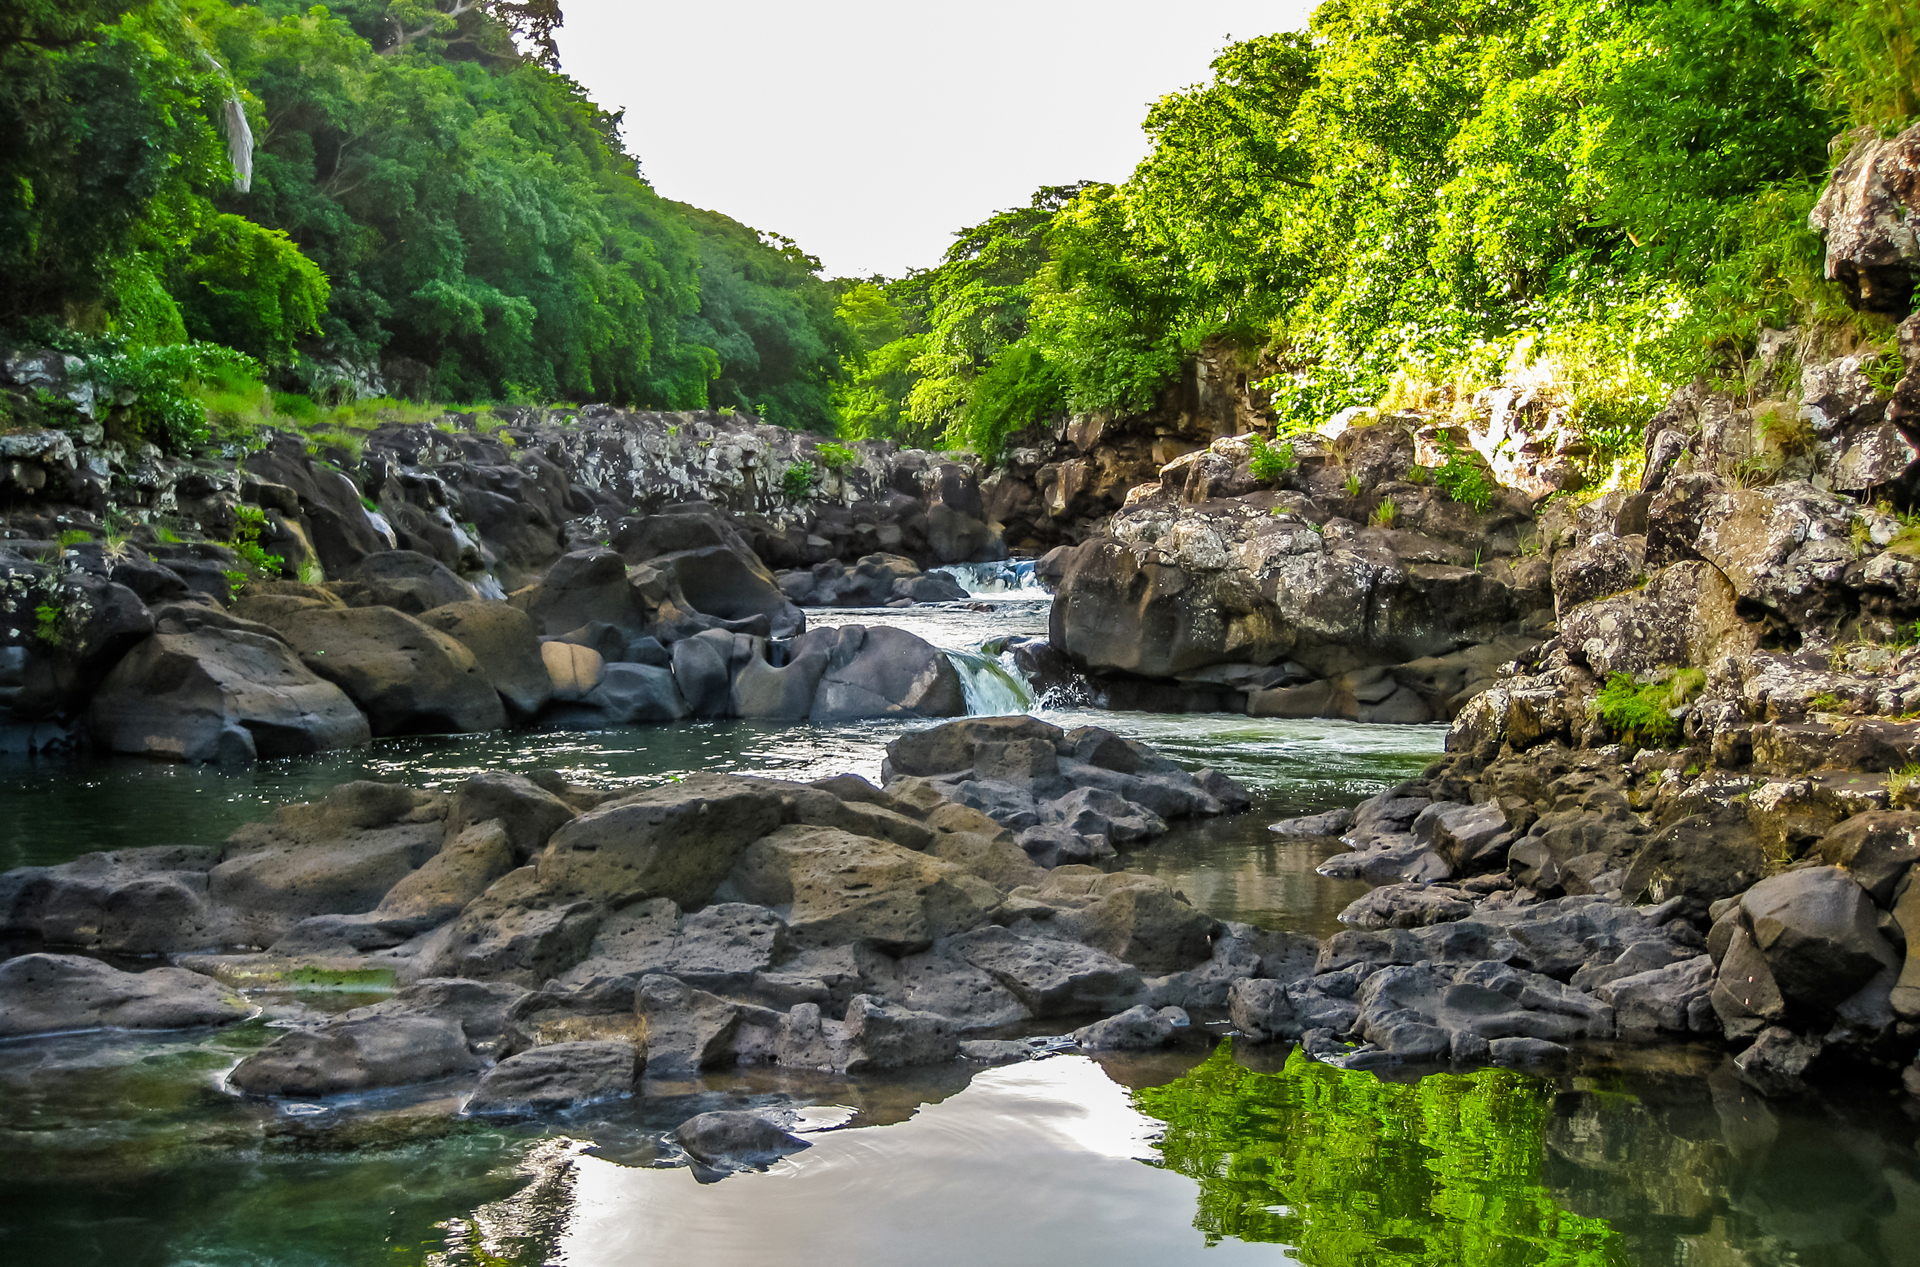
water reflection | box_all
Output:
[11,1018,1920,1266]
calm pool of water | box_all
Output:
[6,602,1907,1265]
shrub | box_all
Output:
[1593,668,1706,747]
[224,505,285,598]
[1434,434,1495,513]
[815,441,858,470]
[781,461,818,501]
[1248,436,1296,482]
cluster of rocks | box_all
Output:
[1262,725,1920,1091]
[2,500,971,759]
[774,553,968,607]
[875,714,1250,868]
[0,719,1288,1154]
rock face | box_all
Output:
[0,954,250,1036]
[1811,123,1920,315]
[1047,428,1549,718]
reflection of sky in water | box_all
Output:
[555,1058,1287,1267]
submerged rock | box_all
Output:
[672,1110,811,1170]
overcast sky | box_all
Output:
[556,0,1314,279]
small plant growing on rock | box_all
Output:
[55,529,93,548]
[32,602,65,647]
[1248,436,1295,482]
[1864,348,1906,397]
[1343,472,1362,497]
[223,505,285,597]
[815,442,857,470]
[1370,497,1399,528]
[1808,692,1851,713]
[1405,465,1429,485]
[1593,668,1706,747]
[1434,434,1494,512]
[781,461,818,501]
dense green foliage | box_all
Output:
[2,0,851,447]
[1593,668,1706,746]
[1135,1044,1626,1263]
[842,0,1915,461]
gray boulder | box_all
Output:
[0,953,250,1037]
[805,625,966,721]
[1337,884,1475,930]
[947,925,1143,1017]
[731,647,829,721]
[228,1015,480,1097]
[209,780,444,945]
[1597,954,1716,1035]
[1230,976,1362,1044]
[336,977,529,1049]
[1734,1025,1823,1097]
[638,973,745,1075]
[444,771,577,862]
[1075,1003,1189,1050]
[89,604,370,763]
[465,1040,639,1115]
[254,603,507,736]
[1814,812,1920,906]
[339,550,475,614]
[841,992,958,1070]
[1741,866,1898,1010]
[419,600,554,723]
[0,845,222,955]
[669,631,733,716]
[536,774,786,908]
[548,661,688,726]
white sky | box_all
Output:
[555,0,1315,279]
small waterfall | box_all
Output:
[945,648,1037,716]
[933,560,1046,595]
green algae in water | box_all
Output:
[285,966,399,991]
[1134,1043,1628,1265]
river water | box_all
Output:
[3,595,1917,1266]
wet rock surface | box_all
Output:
[0,953,251,1036]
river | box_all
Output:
[2,591,1915,1266]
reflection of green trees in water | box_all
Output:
[1134,1043,1627,1265]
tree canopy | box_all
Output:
[839,0,1913,459]
[1,0,851,444]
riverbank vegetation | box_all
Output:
[2,0,850,445]
[838,0,1918,458]
[6,0,1915,460]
